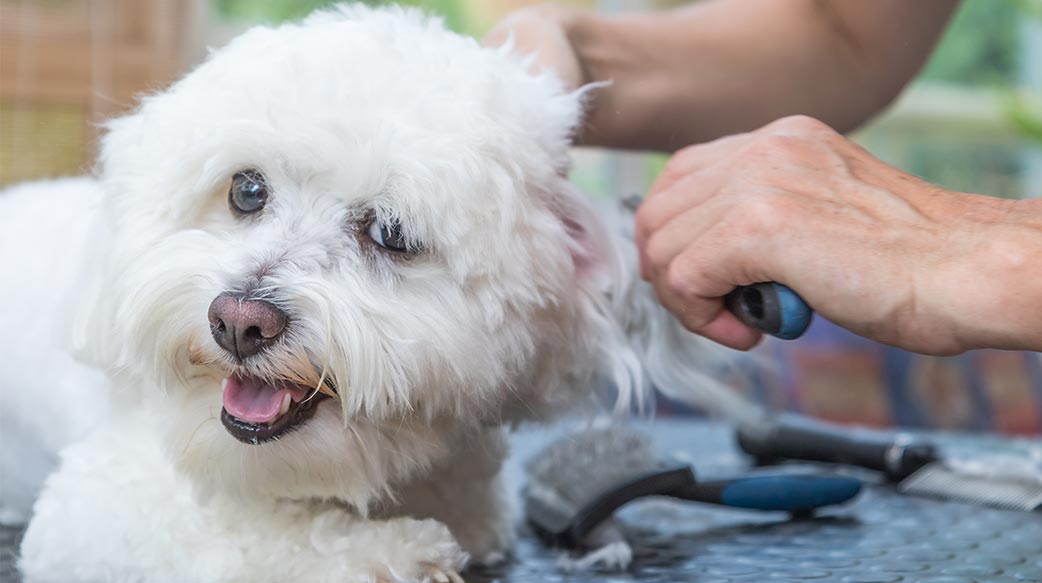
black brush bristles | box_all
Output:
[523,426,695,548]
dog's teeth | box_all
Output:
[279,393,291,416]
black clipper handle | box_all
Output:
[737,413,939,482]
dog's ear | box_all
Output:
[529,74,614,281]
[69,213,121,373]
[71,111,148,374]
[547,177,618,287]
[545,176,756,421]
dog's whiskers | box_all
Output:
[178,411,220,462]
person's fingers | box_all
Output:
[645,132,752,199]
[635,133,753,270]
[692,310,764,351]
[635,171,720,255]
[650,202,793,350]
[647,258,763,350]
[638,195,730,280]
[645,116,833,204]
[482,7,584,91]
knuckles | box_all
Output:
[742,115,838,163]
[766,114,834,135]
[638,115,832,289]
[659,143,705,183]
[665,256,700,301]
[744,134,806,160]
[633,202,661,246]
[642,229,674,274]
[738,190,791,235]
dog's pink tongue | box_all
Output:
[223,376,294,424]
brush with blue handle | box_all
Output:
[524,426,862,549]
[726,282,814,340]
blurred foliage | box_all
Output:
[1006,0,1042,143]
[213,0,342,22]
[212,0,468,32]
[1006,94,1042,142]
[919,0,1021,86]
[1012,0,1042,20]
[920,0,1041,147]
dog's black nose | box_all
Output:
[208,294,288,360]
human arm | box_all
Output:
[633,114,1042,354]
[486,0,959,151]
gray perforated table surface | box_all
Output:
[2,420,1040,582]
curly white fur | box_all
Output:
[0,6,746,582]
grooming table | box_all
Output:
[2,420,1040,582]
[478,420,1042,583]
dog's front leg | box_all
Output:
[300,507,467,583]
[19,411,466,583]
[391,427,514,565]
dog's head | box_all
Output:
[76,6,632,506]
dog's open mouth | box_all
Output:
[220,375,331,444]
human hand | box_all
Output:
[483,5,587,92]
[636,115,1041,354]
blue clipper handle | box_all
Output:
[715,475,862,513]
[725,282,813,340]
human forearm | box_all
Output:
[559,0,958,151]
[936,196,1042,352]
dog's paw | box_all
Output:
[326,514,465,583]
[420,565,466,583]
[402,520,466,582]
[374,562,466,583]
[375,567,464,583]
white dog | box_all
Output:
[0,6,745,582]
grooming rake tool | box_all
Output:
[738,413,1042,512]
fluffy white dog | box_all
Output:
[0,6,743,582]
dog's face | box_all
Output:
[80,8,618,506]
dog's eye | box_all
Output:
[229,170,269,214]
[367,218,411,252]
